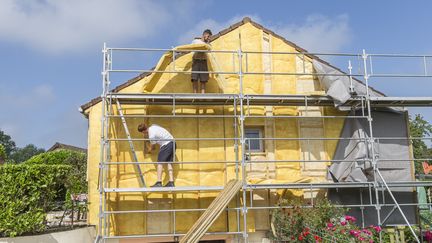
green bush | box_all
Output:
[25,150,88,205]
[269,198,387,242]
[0,164,70,237]
[0,144,6,163]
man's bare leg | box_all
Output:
[200,82,206,94]
[157,164,163,181]
[167,163,174,181]
[192,81,199,93]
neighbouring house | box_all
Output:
[80,17,416,242]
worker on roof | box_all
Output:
[191,29,212,93]
[138,123,176,187]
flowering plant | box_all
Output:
[269,198,385,242]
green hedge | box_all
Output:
[0,164,71,237]
[25,150,87,198]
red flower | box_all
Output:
[298,235,304,241]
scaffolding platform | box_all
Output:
[248,181,432,190]
[104,186,224,193]
[108,93,432,107]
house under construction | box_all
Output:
[79,17,432,243]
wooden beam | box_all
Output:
[180,180,242,243]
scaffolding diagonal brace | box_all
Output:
[115,99,146,187]
[375,168,419,242]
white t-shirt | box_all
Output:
[192,38,206,45]
[148,124,174,147]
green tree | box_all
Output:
[9,144,45,163]
[0,130,16,157]
[409,114,432,174]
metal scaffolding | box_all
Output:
[94,43,432,243]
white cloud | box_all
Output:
[0,0,172,54]
[179,14,351,53]
[273,14,352,53]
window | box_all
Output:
[245,128,264,152]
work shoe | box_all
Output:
[151,181,162,187]
[164,181,175,187]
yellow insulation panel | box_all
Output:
[85,22,349,236]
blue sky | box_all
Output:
[0,0,431,149]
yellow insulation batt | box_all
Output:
[83,20,347,238]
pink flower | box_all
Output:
[425,231,432,241]
[350,230,360,236]
[327,223,334,228]
[372,226,382,233]
[341,221,347,226]
[345,215,357,222]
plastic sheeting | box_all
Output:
[328,110,416,225]
[329,109,413,187]
[312,60,383,110]
[315,59,417,225]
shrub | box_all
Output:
[0,144,6,163]
[25,150,88,207]
[270,198,347,242]
[0,164,70,237]
[270,198,386,242]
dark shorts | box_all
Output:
[157,142,175,163]
[191,59,209,82]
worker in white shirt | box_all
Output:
[138,123,176,187]
[191,29,212,93]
